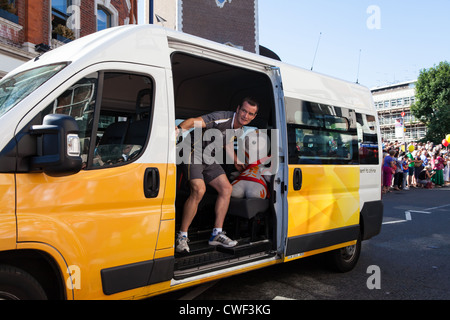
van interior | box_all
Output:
[171,52,278,279]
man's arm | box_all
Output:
[176,116,206,135]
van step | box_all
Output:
[174,240,273,272]
[216,239,272,255]
[175,250,232,271]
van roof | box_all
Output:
[10,24,374,112]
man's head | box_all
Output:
[235,97,259,129]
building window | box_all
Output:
[97,5,111,31]
[52,0,75,41]
[0,0,18,23]
[52,0,70,14]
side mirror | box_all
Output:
[30,114,82,176]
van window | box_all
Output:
[42,71,153,169]
[285,98,358,165]
[356,113,379,164]
[0,63,67,118]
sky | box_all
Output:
[138,0,450,89]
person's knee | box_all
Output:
[219,182,233,198]
[190,182,206,201]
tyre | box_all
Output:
[0,264,47,300]
[326,234,361,273]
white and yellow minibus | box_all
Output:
[0,25,382,299]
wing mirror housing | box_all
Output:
[30,114,82,176]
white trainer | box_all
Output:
[209,232,238,248]
[176,235,190,253]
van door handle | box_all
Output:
[293,168,302,191]
[144,168,160,198]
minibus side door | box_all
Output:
[267,66,289,254]
[284,99,361,260]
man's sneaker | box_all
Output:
[209,232,238,248]
[176,235,190,253]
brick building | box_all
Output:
[0,0,137,78]
[146,0,261,54]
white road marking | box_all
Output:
[383,219,408,225]
[424,204,450,211]
[383,204,449,225]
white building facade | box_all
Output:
[371,80,426,143]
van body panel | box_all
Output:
[16,163,167,299]
[286,165,360,253]
[0,174,16,251]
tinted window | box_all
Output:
[356,113,379,164]
[286,98,358,165]
[42,72,154,169]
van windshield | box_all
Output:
[0,63,67,118]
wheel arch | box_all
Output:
[0,249,67,300]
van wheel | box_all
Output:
[0,265,47,300]
[326,234,361,273]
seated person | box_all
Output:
[417,165,435,188]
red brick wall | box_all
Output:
[0,0,137,48]
[23,0,50,45]
[181,0,256,52]
[111,0,133,23]
[80,1,96,37]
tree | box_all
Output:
[411,61,450,143]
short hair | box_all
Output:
[241,97,259,112]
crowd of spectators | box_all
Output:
[382,140,449,194]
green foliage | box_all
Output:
[411,61,450,143]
